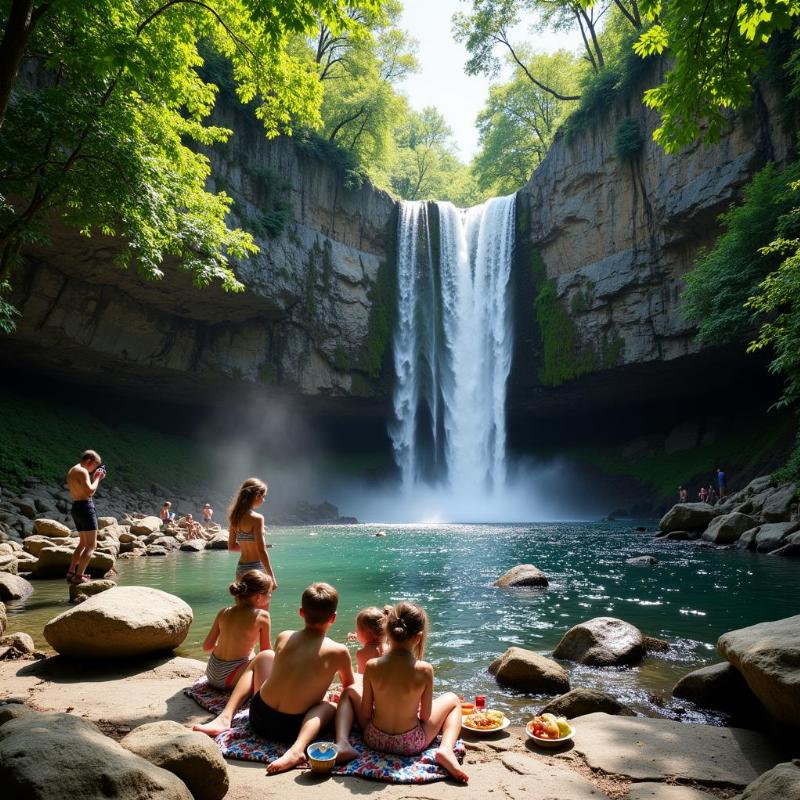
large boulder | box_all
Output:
[151,536,180,551]
[488,647,570,694]
[207,534,229,550]
[120,721,228,800]
[493,564,548,588]
[659,503,718,533]
[762,484,796,523]
[718,615,800,727]
[0,554,18,575]
[753,522,799,553]
[32,519,71,538]
[179,540,206,553]
[146,545,169,556]
[130,516,164,535]
[538,687,633,718]
[671,661,755,710]
[737,760,800,800]
[0,573,33,601]
[44,586,193,658]
[0,709,192,800]
[34,546,114,579]
[701,512,759,544]
[553,617,645,666]
[23,535,66,557]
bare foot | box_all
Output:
[266,746,306,775]
[192,715,231,737]
[335,741,357,764]
[435,747,469,783]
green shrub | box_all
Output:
[614,117,643,162]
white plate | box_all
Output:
[525,723,575,747]
[462,712,510,734]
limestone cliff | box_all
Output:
[2,96,396,405]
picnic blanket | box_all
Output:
[185,679,465,784]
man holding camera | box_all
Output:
[65,449,106,585]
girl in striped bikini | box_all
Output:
[202,570,273,690]
[227,477,278,590]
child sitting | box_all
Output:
[194,582,354,775]
[334,601,467,782]
[203,570,273,690]
[351,606,390,674]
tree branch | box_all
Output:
[496,31,580,101]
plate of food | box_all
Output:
[462,709,510,734]
[525,713,574,747]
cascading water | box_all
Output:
[390,194,516,497]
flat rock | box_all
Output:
[672,661,753,709]
[627,785,716,800]
[68,579,117,603]
[718,614,800,727]
[494,563,549,587]
[0,573,33,601]
[32,519,71,537]
[0,709,192,800]
[34,545,114,578]
[539,687,633,718]
[44,586,192,658]
[660,503,718,533]
[553,616,645,666]
[23,535,65,557]
[738,759,800,800]
[499,753,609,799]
[130,516,163,535]
[121,720,228,800]
[571,712,779,785]
[702,512,759,544]
[762,484,796,522]
[755,522,799,552]
[488,646,570,693]
[179,539,206,552]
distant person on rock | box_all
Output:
[65,450,106,585]
[202,502,213,529]
[228,477,277,589]
[698,486,708,503]
[160,501,174,524]
[707,484,718,504]
[678,486,688,503]
[716,467,727,499]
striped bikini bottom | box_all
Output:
[236,560,267,578]
[205,652,251,690]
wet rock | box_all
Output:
[494,564,548,588]
[207,534,229,550]
[32,519,72,538]
[701,512,759,544]
[0,573,33,601]
[737,759,800,800]
[538,687,633,718]
[672,661,755,710]
[44,586,192,658]
[488,647,570,693]
[120,720,228,800]
[762,484,796,522]
[659,503,718,533]
[737,528,758,550]
[718,614,800,727]
[755,522,799,553]
[626,555,657,566]
[553,617,645,666]
[146,545,169,556]
[0,709,192,800]
[643,635,669,653]
[661,530,693,540]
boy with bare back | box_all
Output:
[194,582,354,774]
[65,450,106,584]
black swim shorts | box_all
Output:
[249,691,306,744]
[71,499,98,532]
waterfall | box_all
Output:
[390,195,516,494]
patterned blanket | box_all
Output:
[185,679,465,783]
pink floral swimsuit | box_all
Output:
[363,720,427,756]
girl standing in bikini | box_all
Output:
[334,602,467,782]
[227,477,278,589]
[202,570,273,690]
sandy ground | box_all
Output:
[0,655,755,800]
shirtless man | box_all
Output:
[194,582,354,775]
[65,450,106,584]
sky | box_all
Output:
[398,0,583,160]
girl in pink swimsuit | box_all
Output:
[334,602,468,783]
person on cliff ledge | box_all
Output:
[716,467,727,499]
[678,485,688,503]
[65,449,106,585]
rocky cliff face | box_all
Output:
[2,96,396,406]
[512,60,795,420]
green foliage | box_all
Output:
[683,162,800,345]
[633,0,800,152]
[356,251,396,382]
[613,117,643,161]
[0,0,376,330]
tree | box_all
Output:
[0,0,378,332]
[473,49,581,194]
[391,106,453,200]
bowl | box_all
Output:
[306,741,337,774]
[525,722,575,748]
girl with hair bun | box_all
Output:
[227,477,277,589]
[334,601,468,782]
[201,570,273,690]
